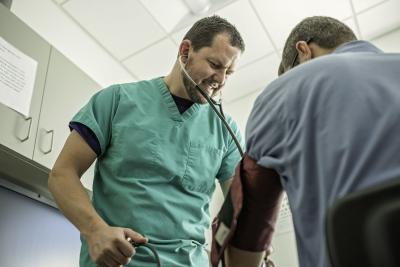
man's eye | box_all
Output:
[209,61,218,68]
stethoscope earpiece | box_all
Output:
[180,54,188,63]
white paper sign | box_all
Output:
[0,36,38,116]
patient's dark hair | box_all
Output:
[279,16,357,75]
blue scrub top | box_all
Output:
[246,41,400,267]
[72,77,242,266]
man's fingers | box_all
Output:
[97,253,120,267]
[89,226,140,267]
[105,248,129,266]
[124,228,148,244]
[117,239,136,258]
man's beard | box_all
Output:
[181,70,219,104]
[181,71,207,104]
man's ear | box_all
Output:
[295,40,312,63]
[179,40,191,63]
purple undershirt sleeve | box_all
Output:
[69,121,101,156]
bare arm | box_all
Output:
[225,245,265,267]
[48,130,146,266]
[48,130,102,237]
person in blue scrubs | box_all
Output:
[48,15,245,267]
[219,16,400,267]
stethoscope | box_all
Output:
[179,56,250,267]
[180,56,273,267]
[178,55,244,157]
[127,237,161,267]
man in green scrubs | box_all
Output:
[48,15,245,267]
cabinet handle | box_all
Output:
[16,116,32,142]
[40,129,54,155]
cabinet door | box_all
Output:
[33,48,100,189]
[0,4,50,158]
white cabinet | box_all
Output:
[0,5,100,190]
[33,48,100,188]
[0,4,51,158]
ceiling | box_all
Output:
[10,0,400,103]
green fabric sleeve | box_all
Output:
[71,84,121,156]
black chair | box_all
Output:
[326,177,400,267]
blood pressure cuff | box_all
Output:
[211,154,284,267]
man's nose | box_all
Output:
[213,70,227,86]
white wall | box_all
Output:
[224,89,264,136]
[270,231,299,267]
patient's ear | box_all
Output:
[295,40,312,63]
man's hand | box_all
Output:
[85,225,148,267]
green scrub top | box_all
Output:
[72,77,242,266]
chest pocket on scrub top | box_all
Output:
[182,142,224,194]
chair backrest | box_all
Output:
[326,177,400,267]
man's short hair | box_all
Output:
[279,16,357,75]
[183,15,245,53]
